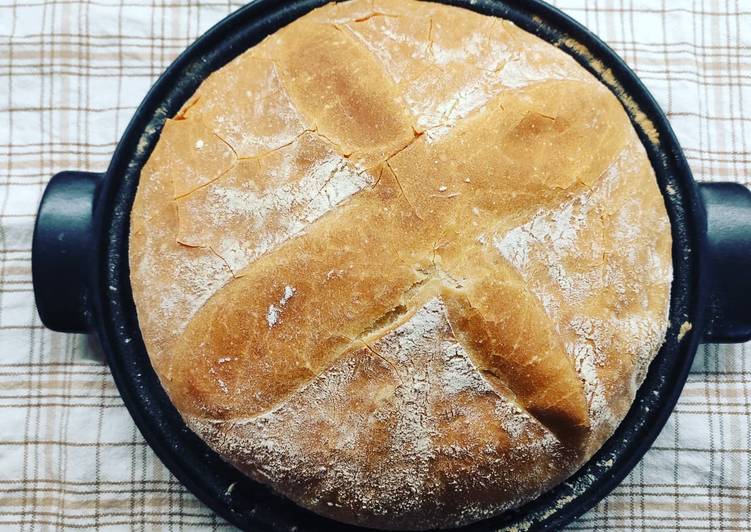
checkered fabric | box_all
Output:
[1,0,749,530]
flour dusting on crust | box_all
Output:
[494,138,672,438]
[188,298,570,528]
[177,141,373,274]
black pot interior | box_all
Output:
[88,0,708,530]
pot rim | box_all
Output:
[85,1,708,530]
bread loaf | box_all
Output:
[129,0,672,528]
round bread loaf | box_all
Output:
[129,0,673,529]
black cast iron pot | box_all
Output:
[31,0,751,530]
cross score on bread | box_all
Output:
[130,1,672,528]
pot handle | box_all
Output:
[32,171,102,333]
[698,182,751,343]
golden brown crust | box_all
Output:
[129,0,672,529]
